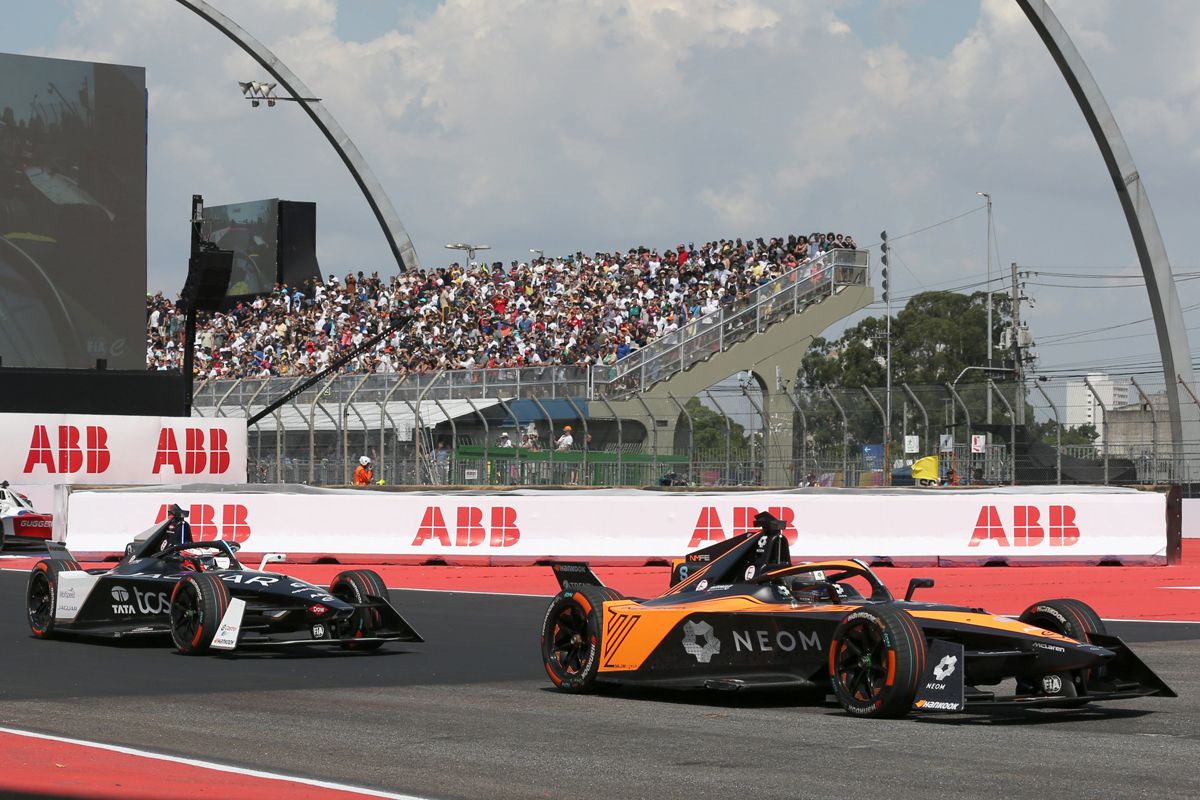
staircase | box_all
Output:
[591,249,873,399]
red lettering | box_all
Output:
[968,505,1009,547]
[1050,505,1079,546]
[86,426,110,473]
[191,504,218,541]
[456,507,486,546]
[153,429,183,474]
[23,425,55,473]
[413,506,451,546]
[732,506,759,536]
[1013,505,1044,547]
[154,504,251,543]
[688,507,725,548]
[58,426,82,473]
[184,428,207,474]
[490,506,520,547]
[222,504,251,543]
[209,429,230,474]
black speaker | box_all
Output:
[181,248,233,312]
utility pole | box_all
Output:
[881,231,892,485]
[978,192,993,425]
[1011,261,1026,425]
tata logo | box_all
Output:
[110,585,135,614]
[968,505,1080,547]
[22,425,111,474]
[688,506,797,548]
[411,506,520,547]
[153,504,251,543]
[152,428,232,475]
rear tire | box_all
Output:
[829,605,927,718]
[541,585,624,692]
[170,573,231,655]
[331,569,389,651]
[27,559,82,638]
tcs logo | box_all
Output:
[22,425,110,474]
[411,506,520,547]
[152,428,232,475]
[968,505,1080,547]
[688,506,797,548]
[154,503,251,543]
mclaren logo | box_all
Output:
[933,654,958,681]
[682,620,721,663]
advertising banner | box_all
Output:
[62,488,1168,565]
[0,413,248,489]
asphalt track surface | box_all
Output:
[1,571,1198,800]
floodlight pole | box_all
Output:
[174,0,420,272]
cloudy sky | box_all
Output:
[5,0,1200,399]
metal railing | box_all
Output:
[591,248,870,397]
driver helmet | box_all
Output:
[359,456,372,467]
[787,572,827,602]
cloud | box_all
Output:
[8,0,1200,384]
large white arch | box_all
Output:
[1017,0,1198,472]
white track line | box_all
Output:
[0,725,435,800]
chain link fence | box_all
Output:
[203,371,1196,488]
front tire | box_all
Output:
[540,585,624,692]
[1018,598,1105,697]
[829,606,927,718]
[1018,598,1105,641]
[331,569,389,651]
[170,573,231,655]
[27,558,81,638]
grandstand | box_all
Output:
[173,233,873,486]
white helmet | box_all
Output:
[359,456,372,466]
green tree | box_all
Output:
[682,398,750,455]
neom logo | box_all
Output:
[687,506,797,548]
[411,506,520,547]
[969,505,1080,547]
[153,503,251,543]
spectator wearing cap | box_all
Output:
[555,425,574,451]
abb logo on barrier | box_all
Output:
[411,506,520,547]
[968,505,1080,547]
[22,425,110,474]
[152,429,232,475]
[21,425,233,475]
[688,506,797,548]
[153,503,252,543]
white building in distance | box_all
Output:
[1064,372,1130,445]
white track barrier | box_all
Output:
[60,485,1171,566]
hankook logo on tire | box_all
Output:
[682,620,721,663]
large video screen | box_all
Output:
[202,198,279,298]
[0,52,146,370]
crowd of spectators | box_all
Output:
[146,231,857,378]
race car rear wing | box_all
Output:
[44,541,77,561]
[551,562,605,590]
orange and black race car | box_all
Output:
[540,512,1174,718]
